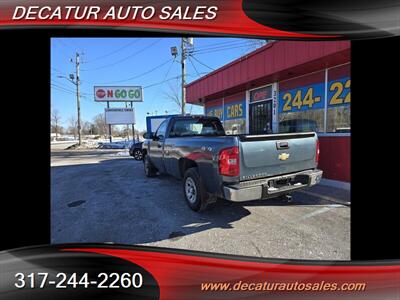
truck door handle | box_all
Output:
[276,141,289,150]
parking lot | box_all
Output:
[51,147,350,260]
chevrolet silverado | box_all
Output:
[143,115,322,211]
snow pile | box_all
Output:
[110,151,131,157]
[97,140,134,149]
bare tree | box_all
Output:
[93,113,107,137]
[163,83,182,113]
[51,109,62,140]
[68,116,78,140]
[82,121,93,136]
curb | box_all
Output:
[319,178,350,191]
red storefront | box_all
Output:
[186,41,350,184]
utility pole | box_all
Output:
[181,38,186,115]
[75,52,82,146]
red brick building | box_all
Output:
[186,41,350,184]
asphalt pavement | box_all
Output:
[51,147,350,260]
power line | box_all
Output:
[188,56,201,77]
[51,84,103,107]
[143,75,181,89]
[193,44,258,55]
[84,39,140,63]
[162,59,177,81]
[51,80,93,97]
[51,83,76,93]
[146,59,178,113]
[90,58,174,85]
[192,42,249,54]
[193,40,249,52]
[51,84,79,97]
[190,55,215,71]
[51,67,66,76]
[81,39,162,72]
[192,42,260,55]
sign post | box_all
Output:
[131,102,135,141]
[107,101,112,143]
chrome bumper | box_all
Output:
[223,169,323,202]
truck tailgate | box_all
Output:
[238,132,318,181]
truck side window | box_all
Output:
[169,118,225,137]
[155,120,168,140]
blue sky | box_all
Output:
[51,37,264,131]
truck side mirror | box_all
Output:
[143,132,153,139]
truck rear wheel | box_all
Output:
[183,168,216,212]
[144,155,157,177]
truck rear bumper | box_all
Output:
[223,169,323,202]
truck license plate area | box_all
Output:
[262,174,310,197]
[274,178,291,187]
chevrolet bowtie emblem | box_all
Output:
[279,153,290,161]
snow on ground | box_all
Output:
[110,150,131,157]
[97,140,135,149]
[56,139,139,150]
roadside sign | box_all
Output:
[105,108,136,125]
[94,86,143,102]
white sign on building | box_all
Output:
[105,108,135,125]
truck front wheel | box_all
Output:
[183,168,216,212]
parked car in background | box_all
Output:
[143,115,322,212]
[129,141,144,160]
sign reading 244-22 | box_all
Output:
[94,86,143,102]
[279,83,325,113]
[328,77,351,107]
[279,77,351,113]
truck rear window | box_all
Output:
[169,118,225,137]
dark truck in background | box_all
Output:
[143,115,322,211]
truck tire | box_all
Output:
[183,168,216,212]
[133,148,144,161]
[144,155,157,177]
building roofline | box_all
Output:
[186,41,277,88]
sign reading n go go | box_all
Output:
[94,86,143,102]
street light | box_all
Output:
[57,75,76,86]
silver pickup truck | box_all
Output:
[143,115,322,211]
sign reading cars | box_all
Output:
[94,86,143,102]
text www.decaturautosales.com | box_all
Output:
[201,280,366,292]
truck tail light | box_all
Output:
[219,146,240,177]
[316,139,320,167]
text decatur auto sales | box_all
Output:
[12,5,219,21]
